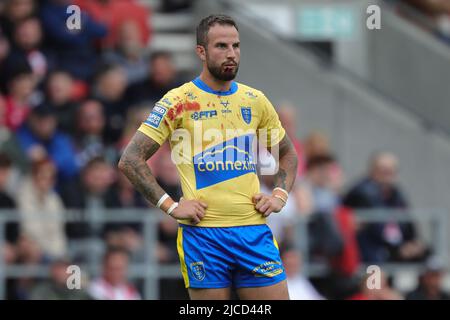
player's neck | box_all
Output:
[199,71,232,92]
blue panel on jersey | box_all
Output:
[193,134,257,189]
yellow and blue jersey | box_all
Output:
[138,77,286,227]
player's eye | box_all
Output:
[216,43,227,49]
[233,43,240,48]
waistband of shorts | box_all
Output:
[178,223,267,229]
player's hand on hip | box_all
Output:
[170,198,208,224]
[253,193,284,217]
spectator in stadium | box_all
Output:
[343,152,428,263]
[16,104,79,182]
[17,158,67,259]
[406,256,450,300]
[294,154,360,299]
[0,28,11,89]
[161,0,194,13]
[102,20,149,85]
[0,0,36,41]
[75,0,152,50]
[9,234,49,299]
[61,157,116,238]
[88,247,141,300]
[44,70,78,134]
[5,16,51,84]
[39,0,108,81]
[294,154,344,259]
[125,51,183,105]
[0,104,28,170]
[278,103,306,177]
[114,171,148,209]
[15,233,48,265]
[0,152,25,300]
[303,131,331,161]
[302,131,343,192]
[0,153,19,245]
[2,64,37,131]
[74,100,116,168]
[116,105,152,153]
[30,258,91,299]
[91,63,128,145]
[282,248,324,300]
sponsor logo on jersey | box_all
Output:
[193,134,256,189]
[220,100,232,114]
[191,110,218,120]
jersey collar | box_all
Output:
[192,77,238,96]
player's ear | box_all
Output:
[196,45,206,62]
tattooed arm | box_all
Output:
[269,134,298,193]
[118,131,165,204]
[254,134,298,217]
[118,131,207,223]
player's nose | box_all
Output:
[226,47,237,59]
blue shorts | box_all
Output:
[176,224,286,289]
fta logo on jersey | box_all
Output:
[144,104,167,128]
[191,110,218,121]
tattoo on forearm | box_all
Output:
[271,135,298,192]
[118,132,166,206]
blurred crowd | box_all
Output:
[261,103,446,300]
[0,0,193,300]
[0,0,447,300]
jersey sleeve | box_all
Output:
[138,91,178,145]
[257,92,286,147]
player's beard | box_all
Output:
[206,58,239,81]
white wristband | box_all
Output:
[167,202,179,216]
[157,193,170,208]
[273,187,289,197]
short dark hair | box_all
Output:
[103,247,130,263]
[306,154,336,171]
[82,156,108,174]
[31,157,55,177]
[150,50,172,62]
[196,14,238,47]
